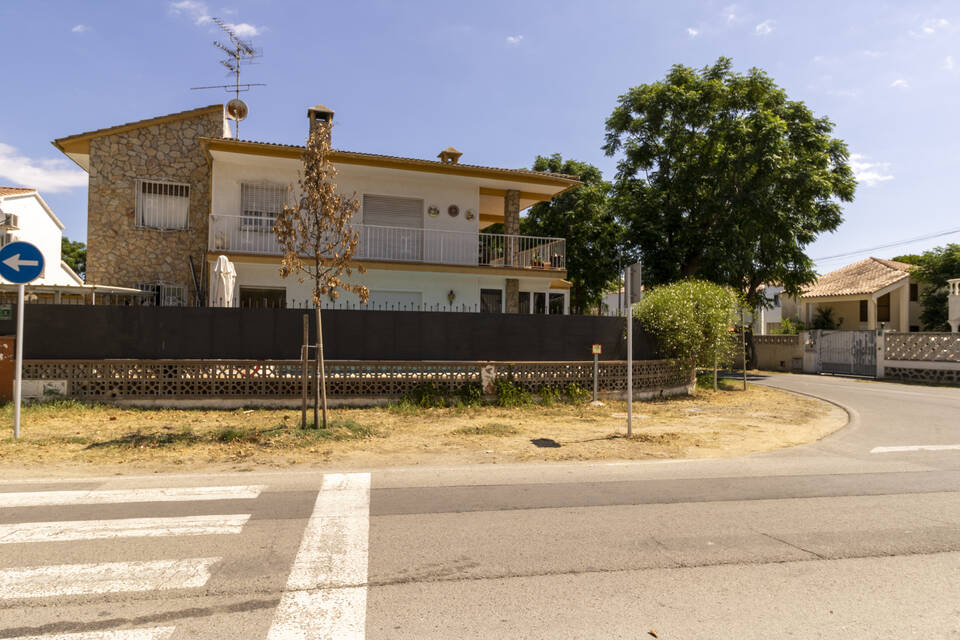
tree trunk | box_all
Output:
[315,305,328,429]
[713,357,718,392]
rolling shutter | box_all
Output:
[362,195,423,228]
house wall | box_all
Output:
[210,155,482,235]
[0,194,77,286]
[225,260,567,312]
[86,107,227,304]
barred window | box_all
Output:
[138,282,186,307]
[241,183,286,231]
[136,180,190,230]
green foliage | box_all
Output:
[458,382,483,406]
[695,370,737,391]
[905,244,960,331]
[494,379,532,407]
[564,382,591,404]
[539,386,562,406]
[771,317,803,335]
[603,57,856,309]
[521,154,625,313]
[811,307,838,330]
[61,237,86,279]
[634,279,740,368]
[402,383,447,408]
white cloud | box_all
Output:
[71,24,88,33]
[686,27,699,37]
[169,1,263,36]
[505,34,524,45]
[850,153,894,187]
[755,20,774,36]
[0,143,87,193]
[170,0,211,25]
[861,49,883,58]
[722,4,741,23]
[944,55,955,70]
[922,17,949,34]
[228,22,259,37]
[890,78,909,88]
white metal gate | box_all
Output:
[819,330,877,377]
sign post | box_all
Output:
[591,344,602,402]
[0,241,45,439]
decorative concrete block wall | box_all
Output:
[86,107,226,304]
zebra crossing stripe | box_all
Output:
[266,473,371,640]
[7,626,175,639]
[0,514,251,544]
[0,558,220,599]
[0,485,264,508]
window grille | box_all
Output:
[0,232,15,248]
[136,180,190,230]
[241,183,286,231]
[137,282,186,307]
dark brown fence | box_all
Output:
[4,305,657,361]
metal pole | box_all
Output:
[13,284,24,439]
[741,308,747,391]
[625,267,633,437]
[592,353,598,403]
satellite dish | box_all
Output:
[226,98,248,122]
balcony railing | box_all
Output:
[208,214,566,270]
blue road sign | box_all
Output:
[0,241,44,284]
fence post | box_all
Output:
[876,329,886,379]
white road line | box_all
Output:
[871,444,960,454]
[0,514,251,544]
[9,626,175,640]
[267,472,371,640]
[0,558,220,599]
[0,485,264,508]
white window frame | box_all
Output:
[137,282,187,307]
[135,180,190,230]
[240,183,286,232]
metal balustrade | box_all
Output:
[208,214,565,270]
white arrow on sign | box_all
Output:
[2,254,39,272]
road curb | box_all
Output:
[753,377,862,446]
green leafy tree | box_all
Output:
[61,237,86,279]
[634,280,739,391]
[603,57,856,309]
[900,244,960,330]
[522,154,624,314]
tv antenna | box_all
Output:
[190,17,265,138]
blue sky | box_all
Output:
[1,0,958,272]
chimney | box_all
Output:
[438,146,463,164]
[307,104,335,140]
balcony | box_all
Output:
[208,214,566,271]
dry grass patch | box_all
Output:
[0,384,846,476]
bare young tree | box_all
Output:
[274,120,368,428]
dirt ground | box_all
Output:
[0,382,847,477]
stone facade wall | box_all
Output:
[86,108,226,305]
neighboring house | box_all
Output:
[798,257,922,332]
[748,284,801,334]
[53,103,580,312]
[0,187,139,304]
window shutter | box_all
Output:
[362,195,423,229]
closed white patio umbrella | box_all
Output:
[210,255,238,307]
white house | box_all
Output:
[52,103,580,312]
[0,187,141,304]
[206,105,579,313]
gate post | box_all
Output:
[801,330,820,374]
[876,329,886,379]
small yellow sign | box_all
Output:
[592,344,602,355]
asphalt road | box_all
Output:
[1,373,959,639]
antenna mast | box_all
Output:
[190,17,265,138]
